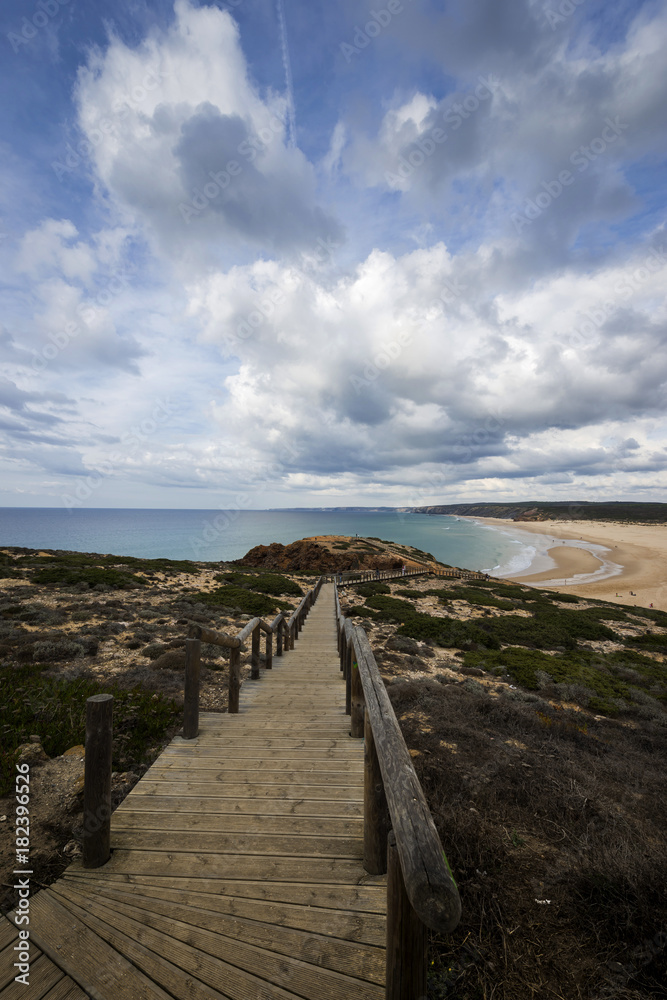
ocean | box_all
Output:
[0,507,537,575]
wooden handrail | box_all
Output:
[331,565,487,587]
[334,582,461,995]
[353,628,461,932]
[182,576,324,734]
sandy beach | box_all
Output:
[472,517,667,611]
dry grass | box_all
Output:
[387,678,667,999]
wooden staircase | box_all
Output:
[1,583,386,999]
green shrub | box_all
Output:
[628,633,667,654]
[398,615,500,650]
[214,572,302,596]
[31,565,145,589]
[356,582,391,597]
[462,646,654,715]
[0,663,181,796]
[478,609,618,650]
[193,586,279,617]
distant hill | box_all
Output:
[412,501,667,523]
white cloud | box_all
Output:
[73,0,342,267]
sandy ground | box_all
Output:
[474,518,667,611]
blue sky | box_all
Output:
[1,0,666,509]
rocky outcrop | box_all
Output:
[239,539,404,573]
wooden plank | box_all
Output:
[139,768,363,786]
[0,919,18,952]
[112,794,363,817]
[130,781,361,800]
[41,979,90,1000]
[108,829,362,858]
[0,953,63,1000]
[150,758,364,772]
[161,745,362,757]
[54,883,385,985]
[76,849,375,884]
[182,736,354,746]
[0,940,41,991]
[26,891,173,1000]
[111,811,362,837]
[61,880,385,946]
[47,890,298,1000]
[52,888,384,1000]
[63,874,386,912]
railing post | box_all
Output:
[277,620,284,657]
[229,646,241,713]
[364,710,389,875]
[82,693,113,869]
[183,637,201,739]
[386,831,428,1000]
[265,629,273,669]
[251,625,260,680]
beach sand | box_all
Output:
[473,517,667,611]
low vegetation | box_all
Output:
[0,662,181,797]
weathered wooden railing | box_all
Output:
[334,585,461,998]
[80,576,324,868]
[331,565,486,587]
[183,575,325,736]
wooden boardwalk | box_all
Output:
[1,583,386,1000]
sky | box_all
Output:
[1,0,666,510]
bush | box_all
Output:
[213,572,303,597]
[0,663,181,796]
[355,582,391,597]
[193,586,280,617]
[31,565,145,590]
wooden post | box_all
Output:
[229,646,241,713]
[386,831,428,1000]
[277,621,283,657]
[82,694,113,869]
[350,654,364,738]
[364,712,389,875]
[183,637,201,739]
[345,637,352,715]
[265,630,273,670]
[251,626,260,680]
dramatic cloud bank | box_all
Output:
[1,0,665,507]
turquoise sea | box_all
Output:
[0,507,535,575]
